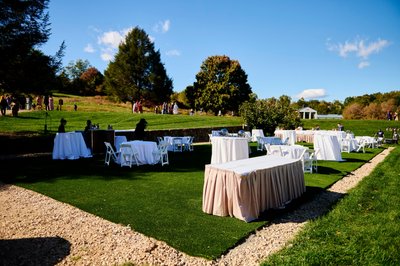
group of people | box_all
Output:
[0,94,21,116]
[154,102,179,115]
[58,117,148,142]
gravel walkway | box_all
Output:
[0,147,392,266]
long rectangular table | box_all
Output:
[202,155,305,222]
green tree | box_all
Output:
[0,0,64,94]
[104,27,173,105]
[193,55,252,115]
[239,95,301,135]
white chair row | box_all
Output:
[264,143,319,173]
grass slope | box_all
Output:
[262,147,400,265]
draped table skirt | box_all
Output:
[202,155,305,222]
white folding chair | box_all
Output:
[270,145,284,156]
[104,142,120,166]
[153,141,169,166]
[303,148,319,173]
[256,136,265,151]
[183,136,194,151]
[356,141,366,153]
[341,138,351,153]
[119,143,139,167]
[172,137,183,152]
[264,143,272,155]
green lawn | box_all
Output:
[262,146,400,265]
[0,143,382,259]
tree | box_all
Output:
[104,27,173,105]
[239,95,301,135]
[60,59,91,94]
[193,55,252,115]
[79,67,104,95]
[0,0,64,94]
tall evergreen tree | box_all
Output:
[104,27,173,105]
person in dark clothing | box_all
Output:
[134,118,147,140]
[58,118,67,133]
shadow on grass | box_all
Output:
[0,236,71,266]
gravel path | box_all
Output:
[0,148,392,266]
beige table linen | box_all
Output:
[202,155,305,222]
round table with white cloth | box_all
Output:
[52,132,92,160]
[313,134,343,161]
[210,137,249,164]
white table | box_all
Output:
[251,129,264,142]
[52,132,92,160]
[210,137,249,164]
[120,141,158,165]
[274,130,296,145]
[313,134,343,161]
[271,144,308,159]
[203,155,305,222]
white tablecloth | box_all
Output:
[203,155,305,222]
[274,130,296,145]
[210,137,249,164]
[251,129,264,142]
[120,141,158,165]
[271,144,308,159]
[52,132,92,160]
[313,134,343,161]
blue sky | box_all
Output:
[41,0,400,102]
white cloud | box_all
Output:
[162,20,170,33]
[100,52,113,61]
[296,88,327,99]
[84,43,95,53]
[166,49,181,56]
[98,31,125,48]
[358,61,370,69]
[149,35,156,43]
[153,19,170,33]
[358,39,389,59]
[327,37,390,68]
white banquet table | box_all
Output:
[210,137,249,164]
[120,140,158,165]
[202,155,305,222]
[271,144,308,159]
[313,134,343,161]
[52,132,92,160]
